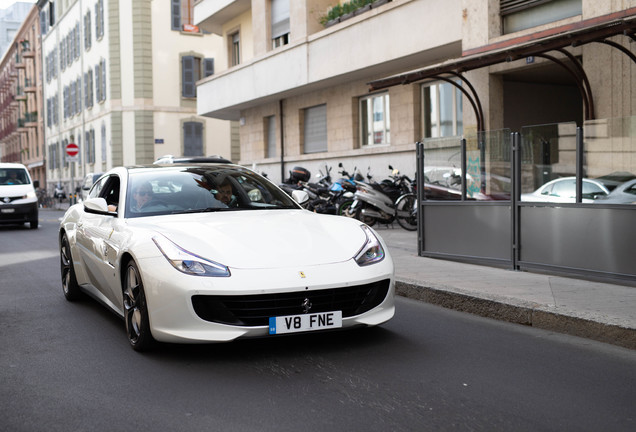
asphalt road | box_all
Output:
[1,213,635,432]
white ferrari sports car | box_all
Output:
[59,163,395,351]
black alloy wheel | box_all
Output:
[123,261,155,352]
[60,233,82,301]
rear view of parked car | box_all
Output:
[0,163,38,229]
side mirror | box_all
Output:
[84,197,110,214]
[291,190,309,206]
[33,180,40,189]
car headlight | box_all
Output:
[152,235,230,277]
[354,225,385,266]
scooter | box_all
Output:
[346,166,417,230]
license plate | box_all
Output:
[269,311,342,335]
[1,208,15,213]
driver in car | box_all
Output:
[131,183,154,211]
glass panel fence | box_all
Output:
[421,137,463,200]
[465,129,511,200]
[584,117,636,205]
[519,122,578,203]
[421,129,511,201]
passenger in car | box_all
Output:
[214,180,234,206]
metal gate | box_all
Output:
[416,117,636,285]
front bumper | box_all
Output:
[137,255,395,343]
[0,201,38,225]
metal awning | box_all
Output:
[368,8,636,92]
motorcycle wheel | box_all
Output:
[354,203,376,227]
[337,199,354,216]
[395,193,417,231]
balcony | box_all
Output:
[24,79,36,93]
[194,0,251,35]
[15,86,26,101]
[196,0,462,120]
[18,111,38,129]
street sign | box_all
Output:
[66,143,79,157]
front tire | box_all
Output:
[60,233,82,301]
[123,261,155,352]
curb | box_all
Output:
[395,280,636,350]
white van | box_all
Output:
[0,163,38,229]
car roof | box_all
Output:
[153,155,232,164]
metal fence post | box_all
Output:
[416,141,424,256]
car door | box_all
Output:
[76,175,124,309]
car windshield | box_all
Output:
[125,165,299,218]
[0,168,28,185]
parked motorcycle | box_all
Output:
[346,166,417,231]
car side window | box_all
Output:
[582,181,606,199]
[88,176,108,199]
[99,176,121,209]
[552,180,575,198]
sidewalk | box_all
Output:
[374,225,636,350]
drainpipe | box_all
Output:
[279,99,285,182]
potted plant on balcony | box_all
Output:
[320,4,343,28]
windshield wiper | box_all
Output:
[171,207,232,215]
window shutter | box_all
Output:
[182,56,195,97]
[98,0,104,38]
[77,77,82,113]
[40,10,47,35]
[95,65,100,102]
[183,122,203,156]
[271,0,290,39]
[101,59,106,101]
[203,58,214,77]
[171,0,181,30]
[303,105,327,154]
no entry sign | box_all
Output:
[66,143,79,157]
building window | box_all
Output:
[181,56,214,98]
[95,0,104,39]
[171,0,195,31]
[85,128,95,164]
[101,123,107,163]
[265,115,276,158]
[501,0,581,34]
[95,59,107,102]
[183,122,203,156]
[360,93,390,146]
[84,11,92,50]
[271,0,290,49]
[303,104,327,154]
[181,56,200,98]
[229,31,240,66]
[85,69,94,108]
[421,81,463,139]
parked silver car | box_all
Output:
[521,177,610,203]
[594,179,636,204]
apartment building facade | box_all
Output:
[0,5,45,186]
[38,0,234,195]
[193,0,636,184]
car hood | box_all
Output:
[129,210,368,269]
[0,183,33,198]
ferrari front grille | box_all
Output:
[192,279,390,326]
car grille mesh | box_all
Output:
[192,279,391,326]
